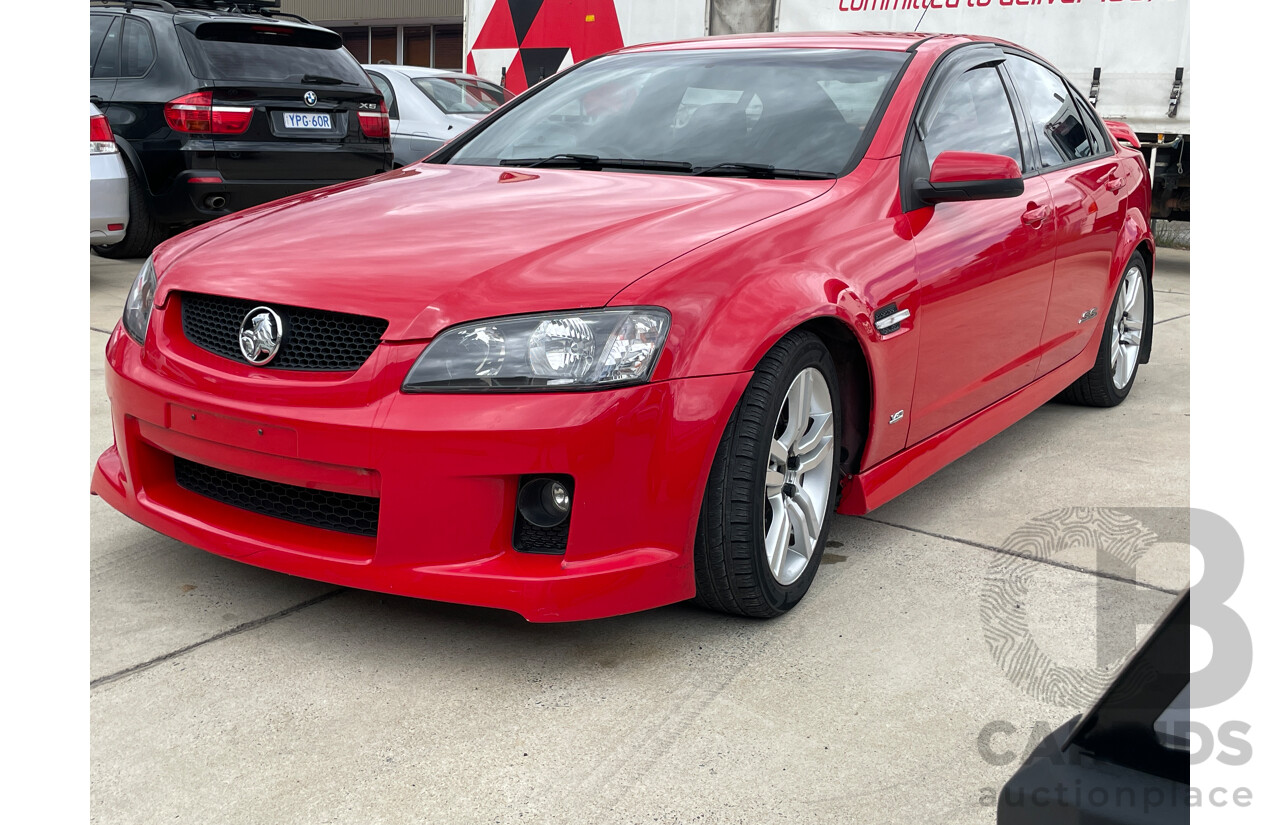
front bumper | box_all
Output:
[92,321,749,621]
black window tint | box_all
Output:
[121,17,156,78]
[1073,90,1111,155]
[93,17,121,78]
[1006,55,1093,167]
[90,15,113,71]
[412,77,508,114]
[368,72,396,116]
[180,23,369,85]
[923,66,1021,169]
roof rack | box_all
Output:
[91,0,309,22]
[179,0,284,9]
[92,1,179,12]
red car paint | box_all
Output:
[928,151,1021,183]
[93,33,1153,621]
[1104,120,1142,149]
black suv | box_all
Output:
[90,0,392,257]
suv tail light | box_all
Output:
[358,100,390,139]
[164,92,253,135]
[90,113,117,155]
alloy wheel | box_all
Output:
[764,367,836,585]
[1111,265,1146,389]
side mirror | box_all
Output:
[914,151,1024,204]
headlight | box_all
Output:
[402,308,670,392]
[122,256,158,344]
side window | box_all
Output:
[90,15,113,71]
[120,17,156,78]
[923,66,1022,170]
[1005,55,1093,167]
[1072,89,1111,155]
[367,72,397,119]
[93,16,121,78]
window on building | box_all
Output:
[330,23,464,70]
[404,26,432,68]
[433,26,463,70]
[371,26,397,65]
[335,27,368,63]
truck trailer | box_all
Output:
[463,0,1189,219]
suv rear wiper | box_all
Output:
[693,162,835,180]
[301,74,356,86]
[500,154,694,173]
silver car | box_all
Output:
[90,102,128,246]
[362,65,511,166]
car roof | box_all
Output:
[616,31,992,56]
[362,65,494,83]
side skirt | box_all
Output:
[837,342,1097,515]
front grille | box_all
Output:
[174,457,379,537]
[181,292,388,372]
[513,519,570,554]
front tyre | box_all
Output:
[1058,253,1149,407]
[694,331,841,618]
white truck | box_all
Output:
[464,0,1189,219]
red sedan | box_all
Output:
[93,33,1153,621]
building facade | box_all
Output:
[281,0,465,69]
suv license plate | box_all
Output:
[283,112,332,129]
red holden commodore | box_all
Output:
[93,33,1153,621]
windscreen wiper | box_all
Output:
[693,162,835,180]
[301,74,355,86]
[500,154,694,173]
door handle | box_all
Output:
[1105,176,1125,192]
[1021,204,1051,227]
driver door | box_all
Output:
[905,54,1057,445]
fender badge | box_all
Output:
[1079,307,1099,324]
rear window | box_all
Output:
[178,22,369,86]
[411,76,508,114]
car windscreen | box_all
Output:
[447,48,908,176]
[178,22,369,85]
[412,76,508,114]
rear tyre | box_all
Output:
[694,331,842,618]
[92,162,168,259]
[1058,253,1149,407]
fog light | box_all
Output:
[518,477,572,528]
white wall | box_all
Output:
[464,0,1190,132]
[780,0,1190,132]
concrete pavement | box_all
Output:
[90,249,1190,824]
